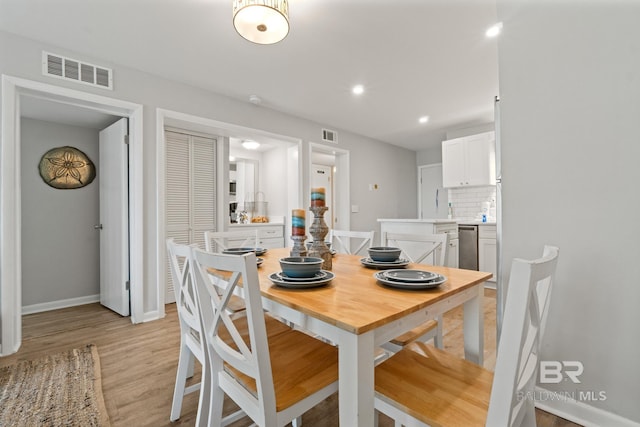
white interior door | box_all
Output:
[312,164,333,230]
[420,164,448,219]
[99,118,130,316]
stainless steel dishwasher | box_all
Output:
[458,225,478,270]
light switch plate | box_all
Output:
[351,204,359,213]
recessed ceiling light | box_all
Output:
[419,116,429,124]
[242,140,260,150]
[352,84,364,95]
[486,22,503,38]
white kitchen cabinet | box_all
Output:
[447,236,459,269]
[378,219,459,268]
[478,225,497,284]
[228,224,284,249]
[442,131,496,188]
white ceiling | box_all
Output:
[0,0,499,151]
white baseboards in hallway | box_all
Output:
[22,294,100,315]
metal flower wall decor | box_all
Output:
[38,146,96,189]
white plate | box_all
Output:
[256,257,264,266]
[382,269,437,282]
[269,271,334,288]
[374,271,446,289]
[360,257,410,269]
[275,270,328,282]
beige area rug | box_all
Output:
[0,344,110,427]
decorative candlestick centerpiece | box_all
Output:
[290,209,307,256]
[307,188,332,269]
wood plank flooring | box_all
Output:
[0,289,581,427]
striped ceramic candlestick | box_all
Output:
[310,187,326,207]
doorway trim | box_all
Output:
[156,108,304,316]
[1,75,144,356]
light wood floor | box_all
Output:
[0,289,581,427]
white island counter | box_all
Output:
[377,219,459,268]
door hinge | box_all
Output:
[125,280,130,291]
[124,135,129,145]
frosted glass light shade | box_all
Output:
[233,0,289,45]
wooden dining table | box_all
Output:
[257,247,492,426]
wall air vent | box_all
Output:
[322,128,338,143]
[42,51,113,90]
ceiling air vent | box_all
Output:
[42,51,113,90]
[322,128,338,143]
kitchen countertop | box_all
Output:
[456,220,497,225]
[377,218,496,226]
[229,222,285,227]
[377,218,457,224]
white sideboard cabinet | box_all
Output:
[442,131,496,188]
[228,223,285,249]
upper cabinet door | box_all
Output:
[442,131,496,188]
[442,138,466,188]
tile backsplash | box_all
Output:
[448,186,497,221]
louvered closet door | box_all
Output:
[190,135,216,248]
[165,130,217,303]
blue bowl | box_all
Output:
[368,246,402,262]
[279,257,324,278]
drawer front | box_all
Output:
[228,224,284,238]
[258,237,285,249]
[434,223,458,234]
[478,225,497,239]
[258,226,284,239]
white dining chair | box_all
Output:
[382,232,448,265]
[166,239,208,423]
[374,245,560,427]
[330,229,375,255]
[168,239,294,424]
[204,229,258,253]
[190,248,339,427]
[381,232,449,352]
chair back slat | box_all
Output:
[382,232,448,265]
[204,229,259,252]
[167,239,202,335]
[191,248,276,424]
[330,229,375,255]
[487,245,559,426]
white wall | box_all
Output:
[0,30,417,318]
[20,118,99,306]
[497,1,640,424]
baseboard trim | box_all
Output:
[141,310,164,323]
[535,386,640,427]
[22,294,100,315]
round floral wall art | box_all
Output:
[38,146,96,189]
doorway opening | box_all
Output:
[1,75,144,356]
[156,108,303,314]
[309,143,350,233]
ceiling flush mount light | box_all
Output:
[485,22,503,38]
[352,84,364,95]
[233,0,289,45]
[419,116,429,124]
[242,140,260,150]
